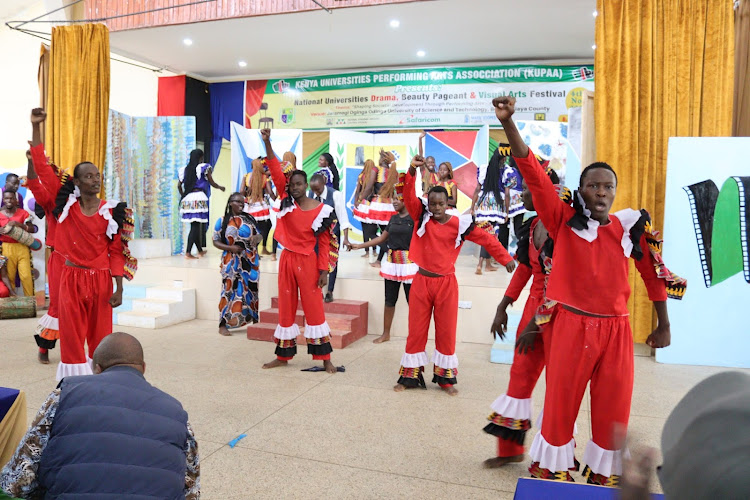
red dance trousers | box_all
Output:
[276,250,330,361]
[405,273,458,385]
[496,294,546,458]
[540,307,633,456]
[58,266,114,364]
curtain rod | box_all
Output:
[5,0,215,27]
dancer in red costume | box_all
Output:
[483,169,570,467]
[260,129,338,374]
[493,96,685,485]
[395,155,516,396]
[26,108,67,364]
[44,134,136,381]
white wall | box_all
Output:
[0,0,172,157]
[110,56,174,117]
[0,2,49,153]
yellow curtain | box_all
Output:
[47,23,110,190]
[594,0,734,342]
[735,0,750,136]
[38,44,51,144]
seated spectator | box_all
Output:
[0,332,199,499]
[619,371,750,499]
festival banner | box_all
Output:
[244,64,594,130]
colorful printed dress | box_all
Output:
[213,214,261,328]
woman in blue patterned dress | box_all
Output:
[212,193,262,336]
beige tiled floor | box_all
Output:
[1,316,746,498]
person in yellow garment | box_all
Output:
[0,190,34,296]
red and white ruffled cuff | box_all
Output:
[400,351,428,368]
[582,440,629,477]
[37,313,59,330]
[274,323,301,340]
[490,395,531,421]
[303,321,331,340]
[56,357,93,381]
[432,350,458,369]
[529,434,576,472]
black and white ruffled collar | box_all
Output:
[566,191,649,259]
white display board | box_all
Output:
[658,137,750,368]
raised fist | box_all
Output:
[410,155,425,167]
[492,97,516,121]
[31,108,47,124]
[260,129,271,141]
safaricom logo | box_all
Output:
[684,176,750,287]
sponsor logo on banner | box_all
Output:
[280,108,295,124]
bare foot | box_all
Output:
[270,254,277,261]
[38,350,50,364]
[324,359,337,374]
[475,267,482,275]
[441,385,459,396]
[261,248,270,255]
[393,383,407,392]
[370,261,381,268]
[483,455,525,468]
[361,251,369,258]
[373,334,390,344]
[485,264,498,272]
[262,359,288,369]
[199,250,208,257]
[185,254,198,260]
[219,326,232,336]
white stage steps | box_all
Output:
[113,284,196,329]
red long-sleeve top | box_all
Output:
[55,200,125,276]
[504,218,546,301]
[513,149,667,316]
[29,144,64,247]
[403,169,513,275]
[268,155,332,271]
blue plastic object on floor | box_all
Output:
[227,434,247,448]
[513,478,664,499]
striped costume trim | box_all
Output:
[276,339,297,348]
[486,413,531,431]
[387,249,412,264]
[644,222,687,300]
[529,462,574,482]
[433,366,458,379]
[475,220,497,236]
[399,366,422,379]
[397,366,426,388]
[582,465,620,487]
[328,230,339,273]
[306,335,331,346]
